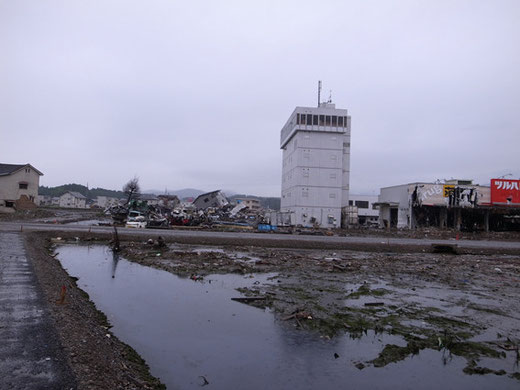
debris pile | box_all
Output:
[107,190,270,230]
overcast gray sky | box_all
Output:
[1,0,519,196]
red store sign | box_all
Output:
[491,179,520,205]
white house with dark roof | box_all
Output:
[59,191,87,208]
[0,163,43,212]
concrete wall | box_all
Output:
[378,184,411,228]
[0,167,40,209]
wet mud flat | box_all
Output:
[118,239,520,381]
[23,231,520,388]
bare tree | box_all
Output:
[123,177,140,205]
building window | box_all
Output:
[313,115,318,125]
[296,113,300,124]
[355,200,369,209]
[307,114,312,125]
[303,169,309,177]
[332,116,337,127]
[325,116,331,126]
[5,201,14,208]
[19,182,28,189]
[349,200,353,206]
[338,117,344,127]
[343,142,350,148]
[319,115,325,125]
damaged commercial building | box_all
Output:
[378,179,520,231]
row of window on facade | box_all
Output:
[348,200,378,210]
[284,151,345,167]
[283,189,338,199]
[296,113,348,127]
[283,169,339,182]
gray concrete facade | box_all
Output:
[280,102,351,228]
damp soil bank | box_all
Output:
[23,232,165,389]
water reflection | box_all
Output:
[111,251,120,279]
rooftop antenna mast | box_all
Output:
[317,80,322,107]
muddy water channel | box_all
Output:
[57,245,518,389]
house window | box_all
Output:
[355,200,369,209]
[19,182,28,190]
[5,201,14,208]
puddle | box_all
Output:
[64,219,109,226]
[57,245,519,389]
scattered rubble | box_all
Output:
[115,239,520,379]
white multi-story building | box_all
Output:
[280,102,351,228]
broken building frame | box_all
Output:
[377,180,520,231]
